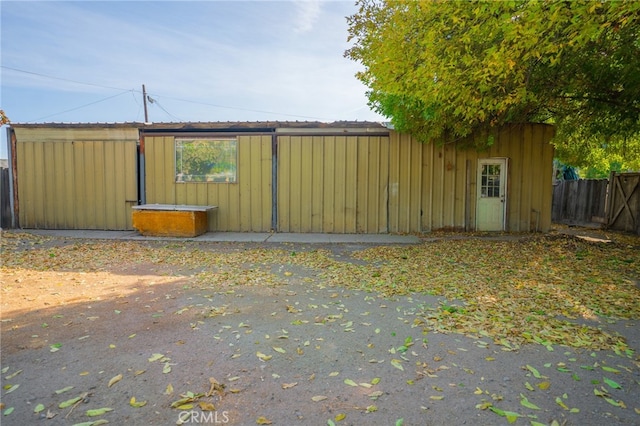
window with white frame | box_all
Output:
[175,138,237,183]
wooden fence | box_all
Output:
[552,179,608,226]
[552,173,640,235]
[1,167,11,229]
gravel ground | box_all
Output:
[1,233,639,426]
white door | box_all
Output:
[476,158,508,231]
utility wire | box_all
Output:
[3,65,330,121]
[28,90,133,122]
[150,93,327,121]
[148,96,183,121]
[1,65,129,92]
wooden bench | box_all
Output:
[132,204,218,237]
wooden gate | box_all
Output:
[607,172,640,234]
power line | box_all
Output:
[151,94,327,120]
[148,97,183,121]
[28,90,133,123]
[1,65,129,92]
[3,65,331,121]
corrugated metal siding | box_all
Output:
[278,135,389,233]
[388,123,554,233]
[13,124,553,234]
[14,127,138,230]
[144,134,272,232]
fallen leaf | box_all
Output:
[130,397,147,407]
[34,404,45,413]
[555,396,569,410]
[344,379,358,387]
[55,386,74,397]
[281,382,298,389]
[171,391,205,409]
[5,384,19,394]
[176,403,193,410]
[369,391,384,400]
[86,407,113,416]
[108,374,122,387]
[199,401,215,411]
[335,413,346,421]
[489,406,520,424]
[519,394,541,410]
[525,365,544,379]
[4,370,22,380]
[476,401,492,410]
[148,353,165,362]
[312,395,327,402]
[256,416,272,424]
[59,396,82,409]
[390,359,404,371]
[537,381,551,390]
[256,352,272,362]
[74,421,109,426]
[603,377,622,390]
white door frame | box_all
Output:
[476,158,508,231]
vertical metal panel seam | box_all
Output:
[139,133,146,205]
[428,141,434,232]
[451,144,456,229]
[416,138,424,233]
[440,144,445,228]
[101,140,108,229]
[271,132,277,232]
[8,129,18,228]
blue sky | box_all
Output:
[0,0,384,158]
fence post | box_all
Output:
[604,171,615,228]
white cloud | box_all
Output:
[1,1,383,126]
[293,0,322,34]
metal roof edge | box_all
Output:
[8,121,387,130]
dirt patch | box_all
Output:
[1,231,639,425]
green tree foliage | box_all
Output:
[345,0,640,170]
[0,109,9,126]
[175,139,237,182]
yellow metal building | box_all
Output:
[8,122,554,233]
